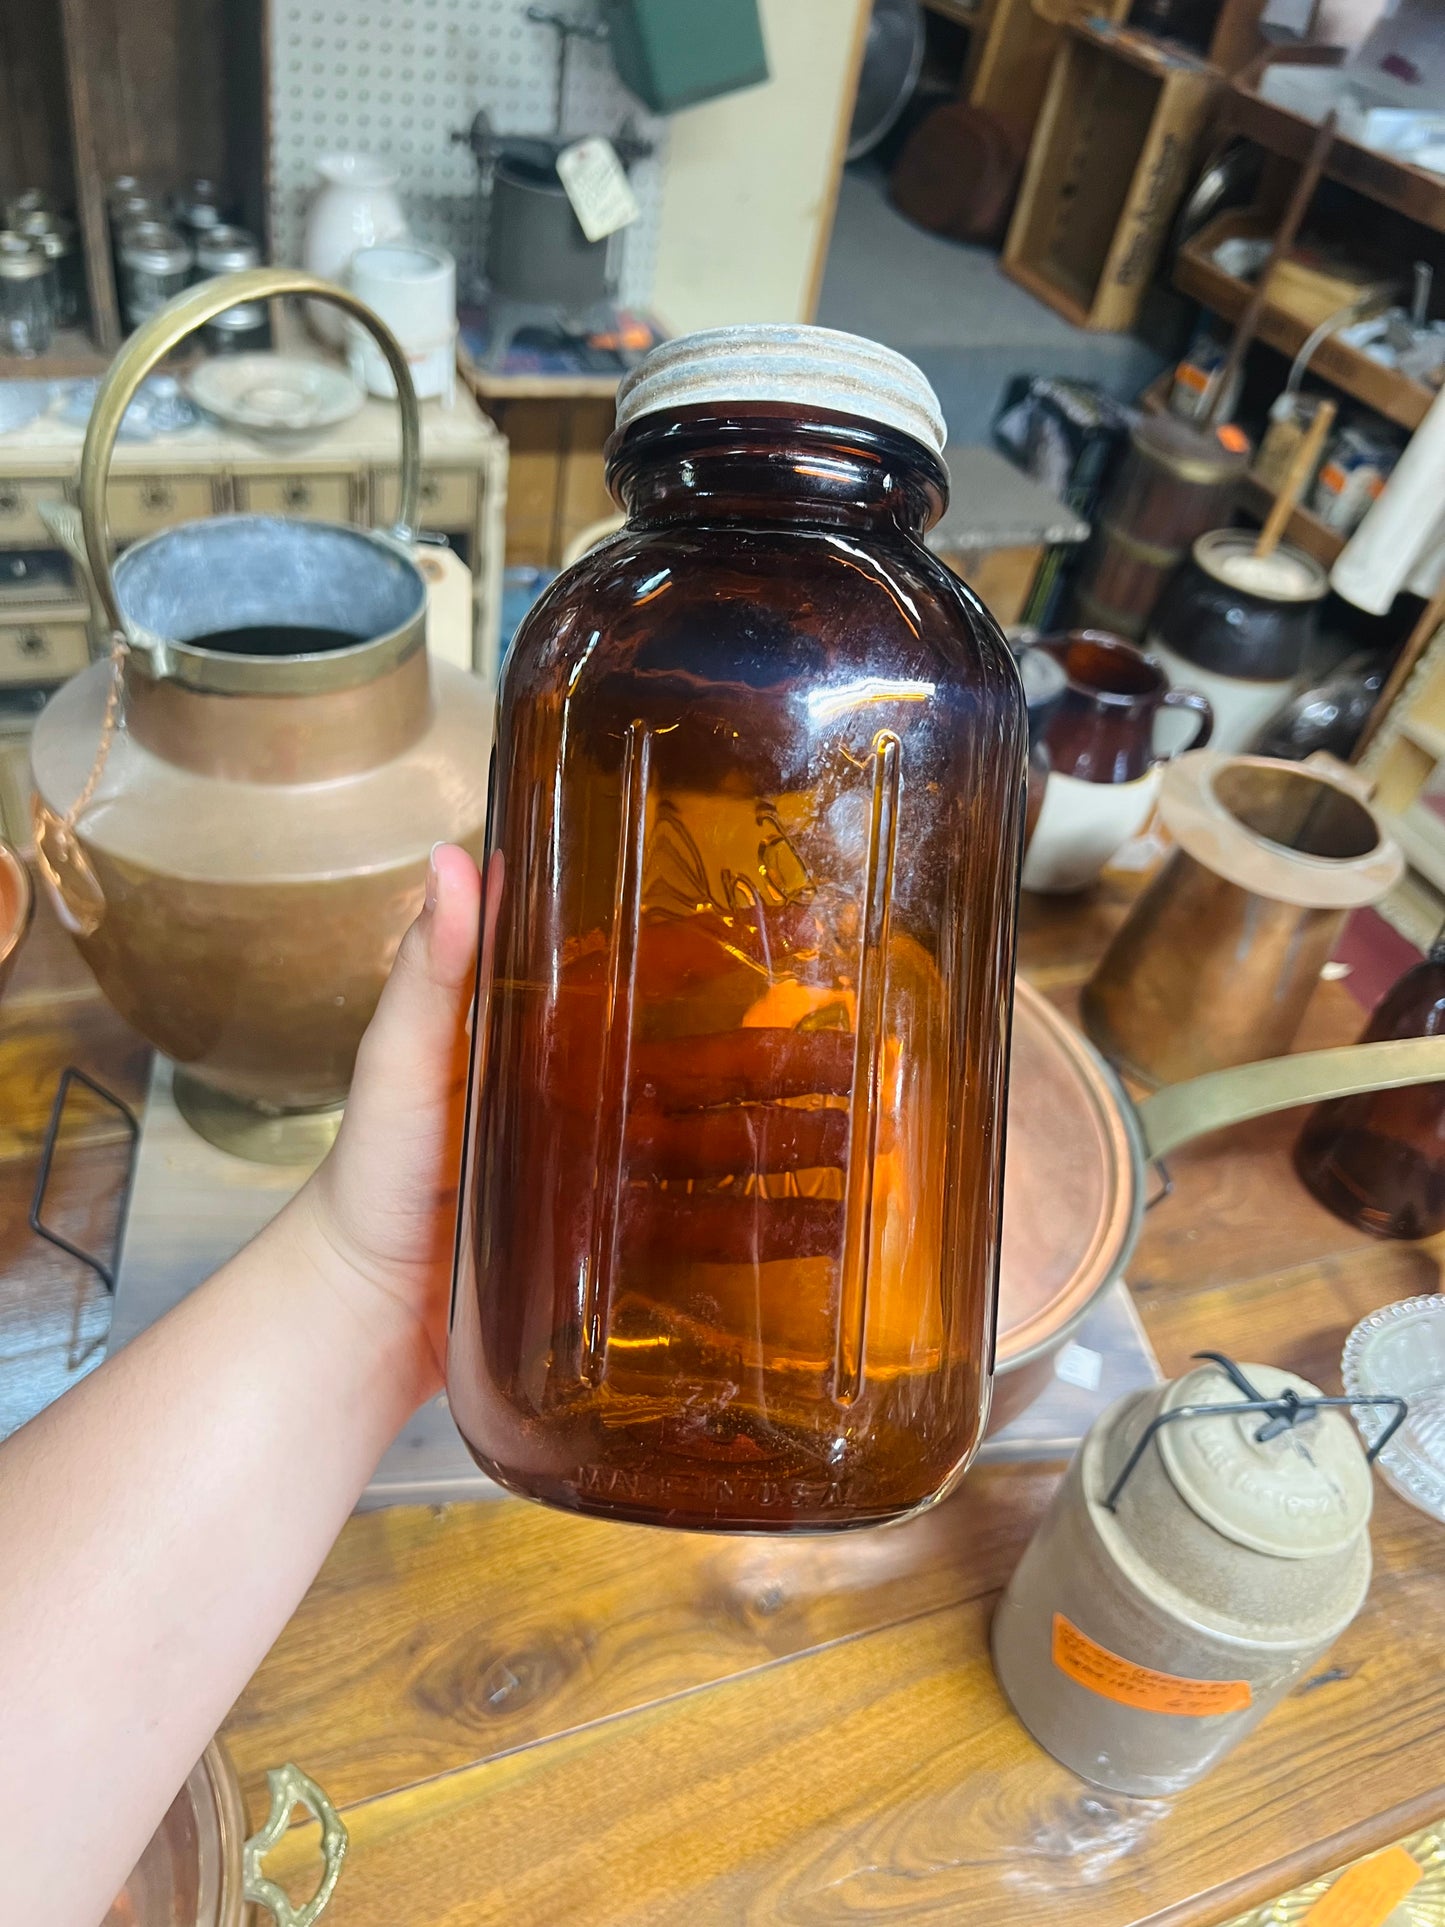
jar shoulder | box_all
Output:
[505,523,1022,700]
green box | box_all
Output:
[603,0,769,113]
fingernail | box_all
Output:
[425,841,442,911]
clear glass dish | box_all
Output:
[1341,1295,1445,1522]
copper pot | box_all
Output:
[106,1745,345,1927]
[993,980,1445,1425]
[0,837,32,1000]
[1080,750,1402,1087]
[29,271,491,1159]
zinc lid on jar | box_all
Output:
[120,221,193,275]
[0,235,48,282]
[196,225,261,274]
[614,324,947,460]
[1158,1361,1373,1559]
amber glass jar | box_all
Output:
[449,327,1027,1531]
[1295,934,1445,1240]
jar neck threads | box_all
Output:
[607,406,947,541]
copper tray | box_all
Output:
[994,979,1445,1422]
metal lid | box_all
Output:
[5,189,52,226]
[614,323,947,458]
[196,225,260,273]
[34,227,75,262]
[1130,414,1250,486]
[17,208,63,239]
[111,192,157,227]
[120,221,192,275]
[0,236,49,282]
[1158,1361,1373,1558]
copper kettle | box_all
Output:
[30,269,492,1161]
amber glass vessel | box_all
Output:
[1295,934,1445,1240]
[449,327,1027,1531]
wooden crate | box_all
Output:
[1003,20,1218,333]
[967,0,1129,151]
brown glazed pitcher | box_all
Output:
[1021,631,1212,893]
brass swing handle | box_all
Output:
[1138,1034,1445,1161]
[242,1762,349,1927]
[77,267,422,640]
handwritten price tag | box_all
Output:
[556,138,640,243]
[1051,1614,1252,1716]
[1301,1846,1423,1927]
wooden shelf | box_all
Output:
[0,330,110,381]
[1225,76,1445,235]
[1239,470,1344,567]
[1174,223,1436,432]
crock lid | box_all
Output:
[614,324,947,459]
[1158,1361,1373,1558]
[1130,414,1250,486]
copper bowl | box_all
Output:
[0,838,33,1001]
[994,981,1140,1428]
[105,1745,345,1927]
[993,979,1445,1429]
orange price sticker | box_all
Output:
[1051,1613,1252,1717]
[1301,1846,1423,1927]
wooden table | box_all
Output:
[4,876,1445,1924]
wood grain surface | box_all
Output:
[5,861,1445,1925]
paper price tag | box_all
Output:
[1301,1847,1423,1927]
[1052,1614,1252,1716]
[556,138,640,243]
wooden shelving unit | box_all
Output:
[0,0,265,377]
[1003,20,1219,333]
[1173,216,1436,433]
[1223,76,1445,236]
[1238,470,1344,566]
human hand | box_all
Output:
[287,843,497,1398]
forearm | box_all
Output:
[0,1187,432,1927]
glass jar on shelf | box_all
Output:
[0,234,55,358]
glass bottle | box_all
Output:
[449,326,1028,1532]
[0,234,54,358]
[1295,931,1445,1239]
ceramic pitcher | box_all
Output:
[1021,631,1212,894]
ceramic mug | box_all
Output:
[1021,631,1212,894]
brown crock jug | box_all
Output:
[449,325,1028,1533]
[30,270,491,1160]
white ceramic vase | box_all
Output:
[302,154,408,344]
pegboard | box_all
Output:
[267,0,668,308]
